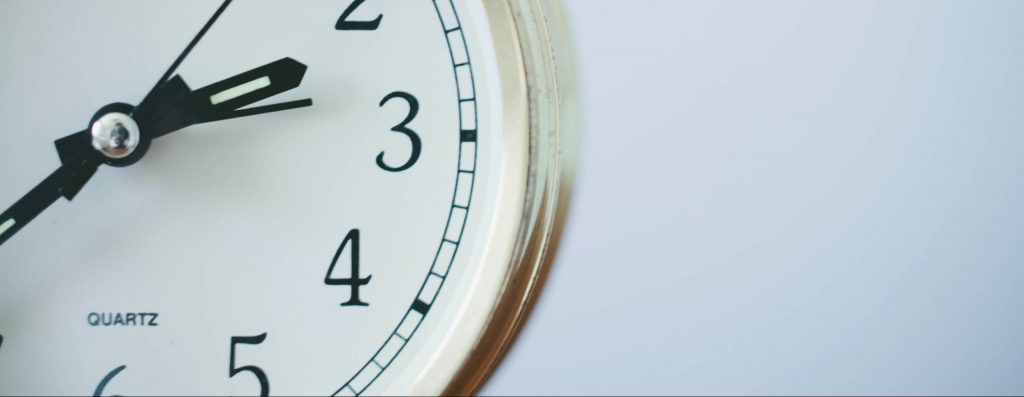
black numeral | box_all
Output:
[377,92,422,172]
[229,334,270,397]
[326,229,372,306]
[93,365,126,397]
[336,0,382,30]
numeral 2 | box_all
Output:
[336,0,382,31]
[229,334,270,397]
[326,229,372,306]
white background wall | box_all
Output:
[483,1,1024,395]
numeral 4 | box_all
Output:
[326,229,372,306]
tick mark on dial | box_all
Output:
[411,299,431,315]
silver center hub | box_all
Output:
[90,112,141,159]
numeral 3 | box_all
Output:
[377,92,422,172]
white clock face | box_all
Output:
[0,0,521,395]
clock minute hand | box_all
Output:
[143,57,312,139]
[141,0,233,104]
[0,151,97,247]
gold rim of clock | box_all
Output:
[442,0,578,395]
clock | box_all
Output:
[0,0,575,395]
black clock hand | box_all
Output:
[144,57,312,139]
[142,0,233,104]
[2,0,311,249]
[55,0,233,165]
[0,151,97,247]
[55,58,312,163]
[3,0,231,248]
[10,57,311,248]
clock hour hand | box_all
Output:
[0,151,97,247]
[54,58,312,164]
[4,2,316,249]
[140,57,312,139]
[25,58,310,248]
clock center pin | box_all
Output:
[90,112,141,160]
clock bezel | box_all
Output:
[439,0,577,394]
